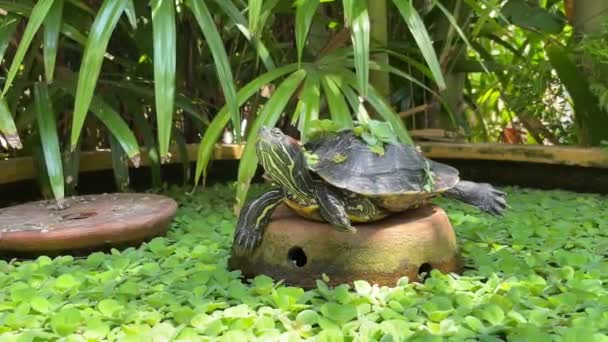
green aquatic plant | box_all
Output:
[0,184,607,340]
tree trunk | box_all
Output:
[572,0,608,146]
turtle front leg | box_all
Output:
[316,185,357,233]
[233,189,284,254]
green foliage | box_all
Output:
[575,21,608,115]
[34,82,64,200]
[151,0,177,162]
[1,184,607,340]
[1,0,603,209]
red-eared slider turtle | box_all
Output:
[233,127,507,253]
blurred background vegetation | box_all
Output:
[0,0,607,209]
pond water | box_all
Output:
[0,184,607,340]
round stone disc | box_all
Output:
[0,193,177,255]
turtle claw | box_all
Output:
[481,184,508,216]
[233,223,262,254]
[339,225,358,234]
[233,227,262,255]
[445,181,508,216]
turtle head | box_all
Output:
[256,127,303,171]
[256,127,313,199]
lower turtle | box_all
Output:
[233,127,507,253]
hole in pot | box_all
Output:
[61,212,97,221]
[287,246,307,267]
[417,263,433,280]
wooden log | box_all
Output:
[1,142,606,185]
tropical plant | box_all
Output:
[0,0,473,210]
[2,0,602,209]
[462,0,608,146]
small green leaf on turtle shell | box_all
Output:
[368,144,385,156]
[304,150,319,166]
[331,152,347,163]
[368,120,398,144]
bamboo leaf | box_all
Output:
[248,0,263,34]
[295,71,320,143]
[433,0,488,74]
[61,22,87,45]
[189,0,241,142]
[342,84,370,124]
[2,0,55,96]
[236,69,307,211]
[194,64,299,187]
[43,0,64,83]
[392,0,446,90]
[0,1,32,14]
[57,78,141,164]
[151,0,176,162]
[125,0,138,29]
[369,61,458,127]
[213,0,275,70]
[343,0,370,97]
[0,2,89,47]
[65,0,96,16]
[32,145,54,199]
[295,0,320,65]
[63,145,81,196]
[258,0,281,31]
[108,132,130,192]
[0,98,21,149]
[173,127,191,186]
[133,112,162,188]
[321,74,353,129]
[501,0,566,34]
[89,96,141,166]
[97,79,209,125]
[0,14,20,63]
[34,82,64,200]
[70,0,128,150]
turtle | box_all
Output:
[233,126,507,254]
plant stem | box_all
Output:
[368,0,390,100]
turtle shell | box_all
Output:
[305,131,460,212]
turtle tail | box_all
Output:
[443,180,507,216]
